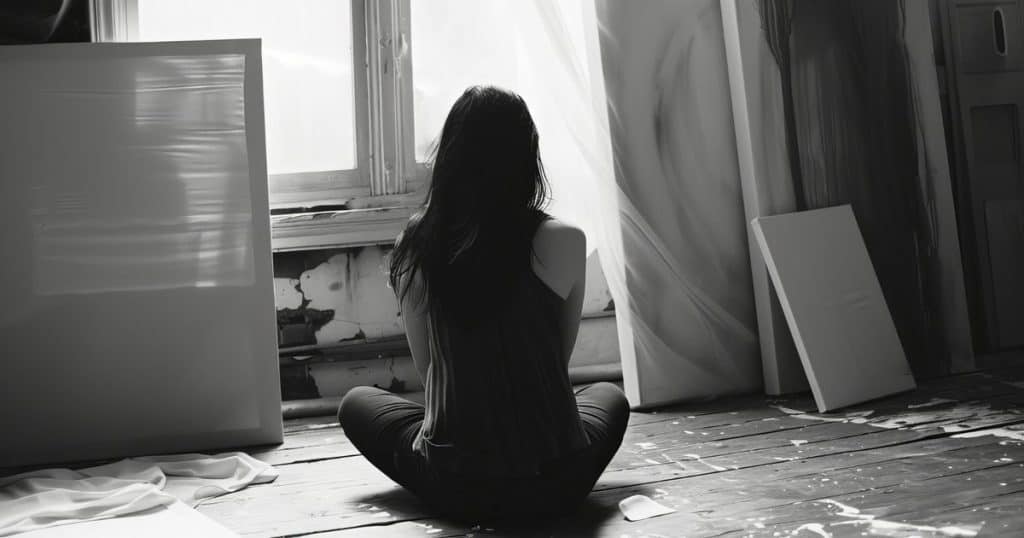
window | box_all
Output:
[96,0,370,210]
[137,0,358,176]
[408,0,595,228]
[92,0,594,248]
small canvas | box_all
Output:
[751,205,915,412]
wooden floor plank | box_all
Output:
[532,440,1024,537]
[260,375,1024,471]
[196,370,1024,537]
[716,460,1024,537]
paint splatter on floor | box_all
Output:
[679,453,727,472]
[414,522,443,534]
[908,397,957,409]
[660,453,687,471]
[792,522,829,537]
[770,405,848,423]
[815,499,981,537]
[772,401,1024,442]
[951,425,1024,442]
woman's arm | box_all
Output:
[531,220,587,365]
[398,273,432,385]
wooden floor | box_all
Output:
[199,368,1024,537]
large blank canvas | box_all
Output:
[596,0,762,410]
[752,206,915,412]
[0,40,281,467]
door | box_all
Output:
[944,0,1024,350]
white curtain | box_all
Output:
[412,0,763,407]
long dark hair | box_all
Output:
[388,86,549,321]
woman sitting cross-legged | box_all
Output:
[337,85,629,522]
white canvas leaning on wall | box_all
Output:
[721,0,973,392]
[0,39,282,468]
[596,0,763,409]
[752,206,916,412]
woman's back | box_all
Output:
[410,213,591,477]
[339,86,628,521]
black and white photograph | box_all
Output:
[1,0,1022,536]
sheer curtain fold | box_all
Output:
[418,1,762,407]
[514,0,761,407]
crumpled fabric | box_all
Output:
[0,452,277,537]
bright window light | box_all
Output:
[410,0,589,163]
[136,0,357,175]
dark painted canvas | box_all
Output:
[723,0,972,387]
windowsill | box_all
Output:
[270,185,427,252]
[271,205,416,252]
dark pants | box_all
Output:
[337,382,630,521]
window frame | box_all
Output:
[92,0,426,250]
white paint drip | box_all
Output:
[799,414,852,423]
[817,499,980,537]
[635,442,657,450]
[818,499,860,517]
[908,397,956,409]
[661,453,688,470]
[773,400,1024,443]
[793,522,831,537]
[870,412,948,429]
[845,410,874,424]
[790,439,808,447]
[680,453,727,472]
[415,522,443,535]
[771,405,849,423]
[952,426,1024,441]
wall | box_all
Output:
[273,244,617,399]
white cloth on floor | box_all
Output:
[14,501,239,538]
[0,452,277,537]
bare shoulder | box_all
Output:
[533,218,586,253]
[531,218,586,299]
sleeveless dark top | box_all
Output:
[411,218,591,478]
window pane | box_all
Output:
[410,0,589,162]
[137,0,357,174]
